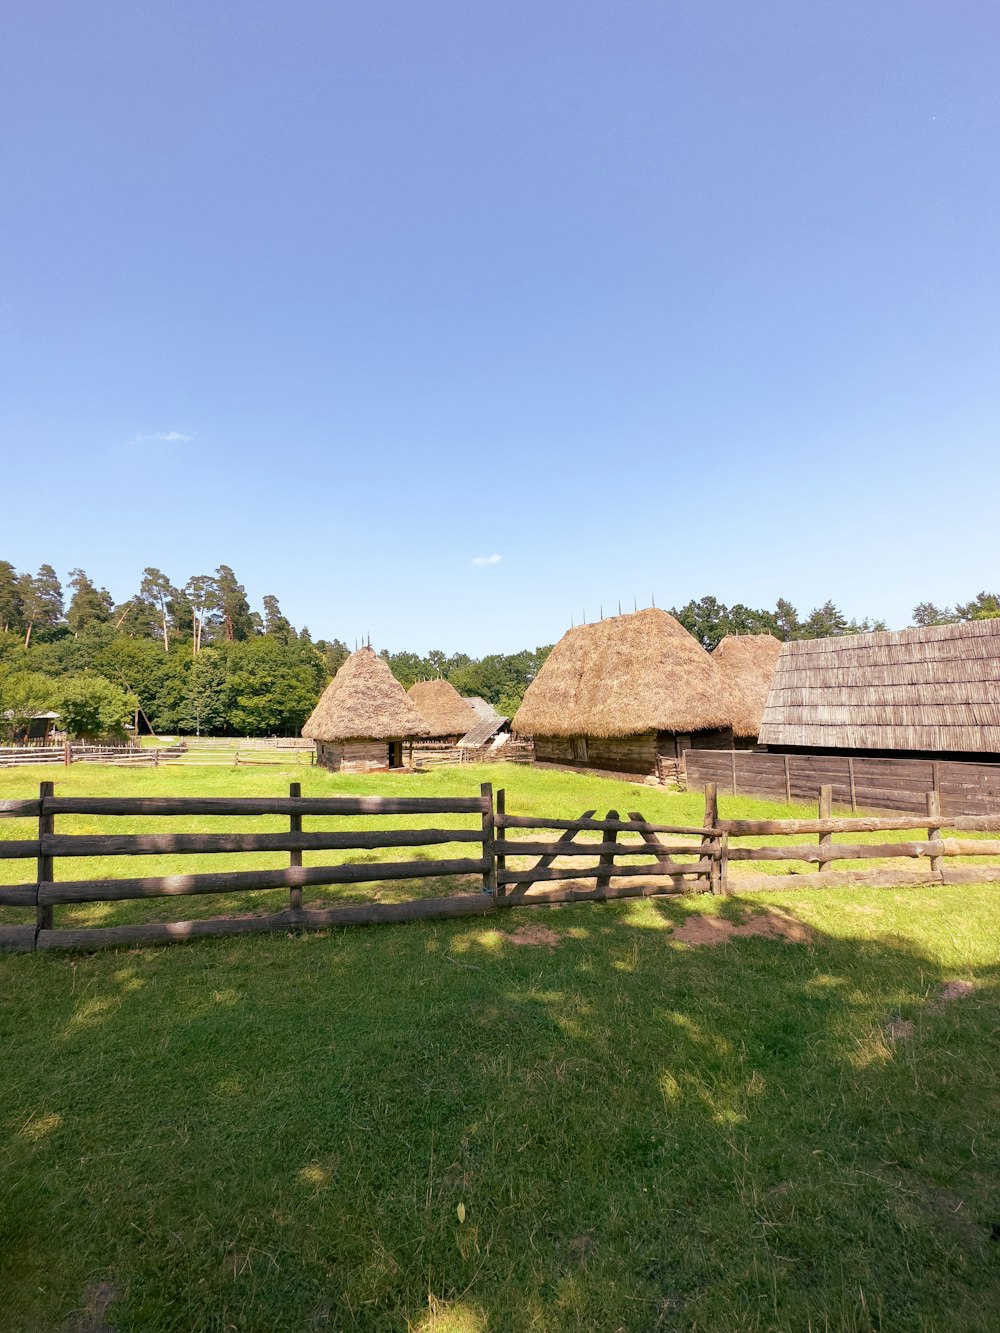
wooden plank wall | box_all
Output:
[684,749,1000,816]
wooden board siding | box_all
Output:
[685,748,1000,816]
[534,734,659,776]
[316,740,408,773]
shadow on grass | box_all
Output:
[2,888,998,1332]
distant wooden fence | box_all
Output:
[0,739,316,768]
[684,748,1000,816]
[5,779,1000,954]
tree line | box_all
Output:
[2,559,996,741]
[0,561,552,741]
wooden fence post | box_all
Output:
[495,788,506,901]
[848,757,857,813]
[701,782,718,894]
[818,785,833,875]
[481,782,497,897]
[718,830,729,895]
[37,780,54,936]
[289,781,303,913]
[595,809,619,898]
[927,790,942,881]
[730,750,737,796]
[63,739,71,767]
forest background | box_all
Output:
[0,559,995,739]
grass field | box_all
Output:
[2,764,999,1330]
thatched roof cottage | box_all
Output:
[759,619,1000,757]
[302,647,430,772]
[711,634,783,743]
[407,679,479,743]
[512,607,748,777]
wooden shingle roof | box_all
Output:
[758,619,1000,752]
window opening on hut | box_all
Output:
[573,736,588,764]
[387,740,403,768]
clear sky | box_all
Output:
[2,1,998,655]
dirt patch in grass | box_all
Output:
[929,979,976,1011]
[65,1280,120,1333]
[671,907,812,947]
[505,924,563,948]
[885,1018,916,1041]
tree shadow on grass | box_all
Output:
[1,888,998,1332]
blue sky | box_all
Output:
[2,1,998,654]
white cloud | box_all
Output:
[130,431,192,444]
[471,554,502,566]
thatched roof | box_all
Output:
[711,634,783,737]
[302,648,431,741]
[758,619,1000,752]
[407,679,479,738]
[511,607,736,739]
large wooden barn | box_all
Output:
[302,647,430,772]
[512,607,771,777]
[406,679,479,743]
[758,619,1000,759]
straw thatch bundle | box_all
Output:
[711,634,783,738]
[759,619,1000,752]
[407,679,479,737]
[512,607,735,739]
[302,648,431,741]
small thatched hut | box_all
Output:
[512,607,741,776]
[759,619,1000,758]
[302,647,430,772]
[407,679,479,743]
[710,634,783,747]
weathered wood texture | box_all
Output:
[685,748,1000,816]
[2,784,495,952]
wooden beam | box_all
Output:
[41,828,486,857]
[39,857,490,905]
[35,894,497,951]
[46,795,489,817]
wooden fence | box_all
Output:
[0,783,720,952]
[712,782,1000,892]
[684,748,1000,816]
[5,779,1000,954]
[495,792,720,901]
[0,782,498,953]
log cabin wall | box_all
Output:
[534,733,659,776]
[684,748,1000,815]
[315,740,407,773]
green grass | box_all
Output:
[2,765,999,1330]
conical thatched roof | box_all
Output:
[759,619,1000,752]
[302,648,431,741]
[711,634,783,737]
[407,679,479,737]
[512,607,736,739]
